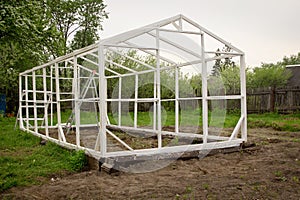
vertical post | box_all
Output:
[77,66,81,128]
[74,56,80,146]
[18,75,24,129]
[156,29,162,148]
[43,68,49,137]
[118,77,122,126]
[55,63,62,141]
[50,66,53,127]
[32,71,38,133]
[134,74,138,128]
[175,67,179,134]
[25,75,29,130]
[98,45,107,155]
[153,72,157,131]
[240,54,247,141]
[201,33,208,144]
[179,15,183,31]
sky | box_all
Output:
[99,0,300,67]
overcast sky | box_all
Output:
[99,0,300,67]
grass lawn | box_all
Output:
[248,112,300,132]
[0,117,87,192]
[108,110,300,132]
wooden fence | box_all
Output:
[247,86,300,113]
[65,86,300,114]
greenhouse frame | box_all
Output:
[18,14,247,162]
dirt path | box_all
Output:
[2,128,300,199]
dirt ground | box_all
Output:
[2,128,300,199]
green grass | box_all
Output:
[248,112,300,132]
[51,109,300,132]
[108,109,241,129]
[108,110,300,132]
[0,117,87,192]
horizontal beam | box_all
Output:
[207,95,243,100]
[103,43,157,50]
[158,28,202,35]
[205,51,243,56]
[107,98,158,102]
[102,138,243,158]
[107,47,155,70]
[124,41,177,65]
[205,54,236,62]
[20,43,99,75]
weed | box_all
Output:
[274,171,283,177]
[292,176,299,183]
[185,186,193,193]
[274,171,287,182]
[203,183,210,190]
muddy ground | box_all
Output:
[2,128,300,199]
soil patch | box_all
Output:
[2,128,300,199]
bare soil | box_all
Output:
[2,128,300,199]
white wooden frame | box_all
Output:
[18,14,247,160]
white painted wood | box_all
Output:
[229,115,244,141]
[102,139,242,158]
[118,77,122,126]
[18,75,24,129]
[107,47,155,70]
[207,95,242,100]
[58,125,66,143]
[74,56,81,146]
[105,59,136,73]
[43,68,49,137]
[158,28,201,35]
[240,55,247,141]
[175,66,179,134]
[124,41,177,65]
[98,45,107,155]
[205,54,236,62]
[107,98,158,102]
[50,66,54,127]
[32,71,38,133]
[19,15,247,161]
[156,29,162,148]
[104,43,157,50]
[134,75,138,128]
[205,51,243,56]
[106,129,133,151]
[201,33,208,145]
[54,63,62,141]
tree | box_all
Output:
[0,0,108,114]
[209,65,240,95]
[212,45,235,76]
[280,52,300,66]
[251,63,292,112]
[47,0,108,55]
[190,74,202,96]
[0,0,60,113]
